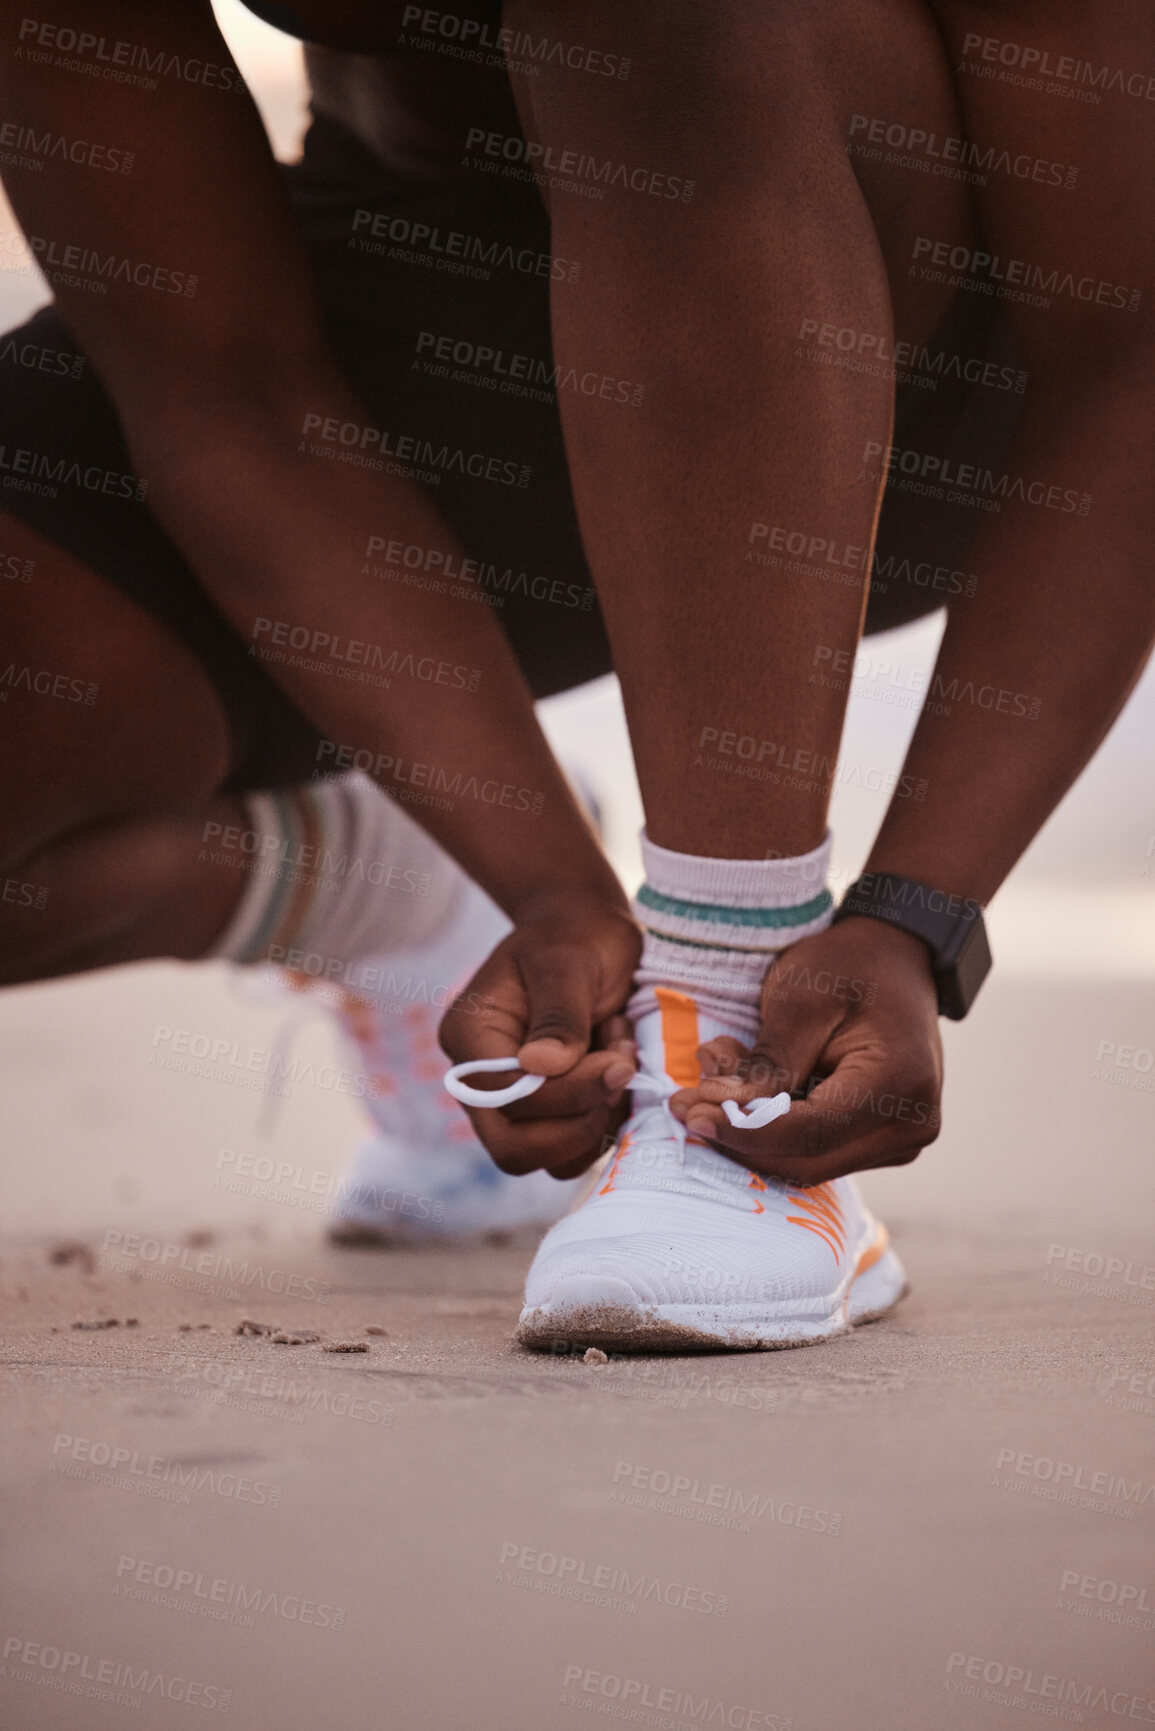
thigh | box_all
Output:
[288,111,613,698]
[928,0,1155,366]
[865,296,1027,635]
[0,305,328,789]
[0,511,231,869]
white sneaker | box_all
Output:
[317,871,581,1242]
[329,1124,583,1243]
[232,866,581,1242]
[328,996,580,1244]
[517,988,907,1351]
[321,761,603,1241]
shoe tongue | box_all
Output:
[633,990,747,1088]
[612,994,781,1202]
[619,1108,753,1193]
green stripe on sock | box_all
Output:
[636,883,833,930]
[242,793,299,962]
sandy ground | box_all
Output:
[1,965,1153,1731]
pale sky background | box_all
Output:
[0,0,1151,979]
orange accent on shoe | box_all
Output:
[840,1225,891,1318]
[850,1223,889,1282]
[785,1217,843,1262]
[598,1134,632,1196]
[786,1192,846,1254]
[654,987,702,1089]
[791,1188,846,1235]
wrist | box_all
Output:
[509,876,632,927]
[832,870,992,1019]
[861,839,994,910]
[826,912,938,980]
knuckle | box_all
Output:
[491,1152,538,1177]
[776,1162,835,1190]
[527,1009,584,1044]
[915,1116,942,1150]
[437,1015,464,1058]
[911,1068,940,1103]
[473,1126,533,1175]
[745,1045,795,1092]
[698,1040,741,1078]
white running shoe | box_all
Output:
[328,996,581,1244]
[321,764,602,1241]
[233,865,581,1242]
[517,987,907,1351]
[318,870,581,1243]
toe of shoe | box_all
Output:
[523,1212,870,1316]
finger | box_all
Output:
[742,963,847,1096]
[684,1052,938,1184]
[593,1013,636,1057]
[439,969,527,1066]
[695,1036,749,1079]
[517,945,600,1076]
[499,1049,636,1122]
[672,993,834,1145]
[591,1013,638,1092]
[469,1103,618,1177]
[673,1072,789,1133]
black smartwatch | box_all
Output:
[830,871,992,1020]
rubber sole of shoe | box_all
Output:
[516,1244,909,1354]
[328,1216,555,1249]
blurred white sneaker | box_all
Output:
[231,762,601,1242]
[282,871,580,1242]
[517,987,907,1350]
[327,996,580,1244]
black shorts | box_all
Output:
[0,111,1023,790]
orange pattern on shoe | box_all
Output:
[785,1181,847,1262]
[598,1133,633,1196]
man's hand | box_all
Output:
[438,890,641,1178]
[670,918,943,1186]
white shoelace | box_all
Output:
[443,1057,791,1138]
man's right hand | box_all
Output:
[438,889,641,1178]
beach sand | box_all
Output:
[1,959,1152,1730]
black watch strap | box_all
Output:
[831,872,992,1020]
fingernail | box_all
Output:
[604,1062,634,1091]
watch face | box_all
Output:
[951,915,993,1015]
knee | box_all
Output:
[503,0,831,148]
[0,650,230,875]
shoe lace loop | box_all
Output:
[621,1065,688,1159]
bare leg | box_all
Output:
[505,0,973,857]
[0,514,250,981]
[868,0,1155,896]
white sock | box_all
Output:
[207,773,465,971]
[628,831,834,1047]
